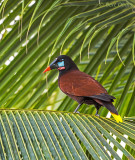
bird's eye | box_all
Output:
[57,59,64,67]
[59,59,64,62]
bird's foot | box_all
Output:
[73,103,82,113]
[95,113,100,117]
[73,111,80,114]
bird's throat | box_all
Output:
[58,67,65,70]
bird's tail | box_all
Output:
[110,112,123,123]
[101,101,123,123]
[95,99,123,123]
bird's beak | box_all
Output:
[43,66,51,73]
[43,59,58,73]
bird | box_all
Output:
[43,55,122,123]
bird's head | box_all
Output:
[43,55,78,73]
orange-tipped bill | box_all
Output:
[43,66,51,73]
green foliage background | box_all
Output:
[0,0,135,159]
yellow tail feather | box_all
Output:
[111,112,123,123]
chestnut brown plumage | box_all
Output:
[43,55,122,122]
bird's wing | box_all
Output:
[59,70,108,97]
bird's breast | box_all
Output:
[58,70,107,97]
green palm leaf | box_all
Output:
[0,110,135,160]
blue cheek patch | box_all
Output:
[57,60,64,67]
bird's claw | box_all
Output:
[95,113,100,117]
[73,111,80,114]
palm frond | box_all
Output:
[0,110,135,160]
